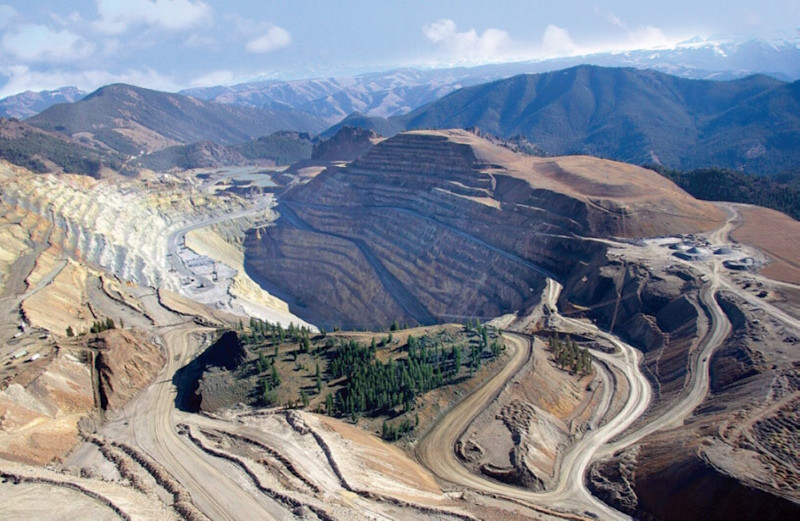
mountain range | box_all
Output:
[181,37,800,124]
[6,63,800,178]
[0,87,87,119]
[25,84,326,155]
[393,65,800,174]
[2,36,799,125]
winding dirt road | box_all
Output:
[416,279,648,520]
[413,209,764,520]
[98,195,296,520]
[80,200,795,520]
[121,325,291,520]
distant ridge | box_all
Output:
[320,112,401,139]
[27,84,326,155]
[0,117,127,176]
[137,131,317,171]
[389,66,799,174]
[182,37,800,123]
[0,87,86,119]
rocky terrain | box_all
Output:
[0,157,306,467]
[0,115,797,521]
[574,217,800,519]
[246,129,723,330]
[242,129,800,519]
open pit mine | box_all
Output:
[0,128,798,521]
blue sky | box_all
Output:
[0,0,798,96]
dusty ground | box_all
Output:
[459,335,600,490]
[0,134,798,521]
[0,480,121,520]
[732,204,800,284]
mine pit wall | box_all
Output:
[589,437,800,521]
[0,178,174,291]
[561,254,708,414]
[245,135,613,330]
[710,293,761,392]
[172,331,249,413]
[246,130,716,330]
[586,283,800,519]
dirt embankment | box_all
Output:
[0,329,166,465]
[172,331,249,412]
[732,205,800,284]
[92,329,165,411]
[457,336,595,491]
[564,255,707,415]
[590,436,800,521]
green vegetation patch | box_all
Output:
[215,318,509,441]
[0,132,126,177]
[648,165,800,220]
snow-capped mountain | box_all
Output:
[0,87,87,119]
[180,37,800,124]
[2,37,798,124]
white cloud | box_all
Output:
[245,25,291,53]
[627,26,672,48]
[185,33,216,48]
[189,69,234,87]
[0,64,178,98]
[1,24,94,62]
[595,11,676,52]
[92,0,210,34]
[541,25,577,56]
[606,12,626,30]
[0,4,19,30]
[422,19,512,62]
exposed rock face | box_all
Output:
[590,437,800,521]
[92,330,165,411]
[0,349,95,465]
[172,331,249,413]
[311,126,382,162]
[590,291,800,519]
[245,130,722,329]
[565,260,706,410]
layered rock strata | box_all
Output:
[246,130,722,329]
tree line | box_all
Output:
[647,164,800,220]
[66,317,122,337]
[326,328,504,419]
[549,334,592,376]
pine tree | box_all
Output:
[271,363,281,386]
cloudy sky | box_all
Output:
[0,0,798,97]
